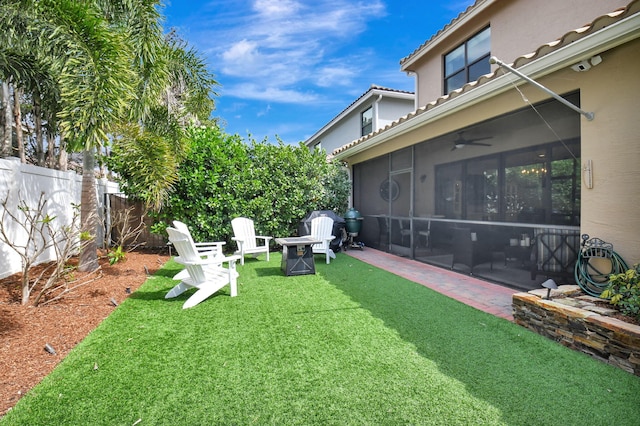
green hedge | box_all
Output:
[152,125,350,246]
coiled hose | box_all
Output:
[574,234,628,297]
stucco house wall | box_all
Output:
[334,1,640,272]
[578,39,640,262]
[377,97,417,129]
[304,87,414,155]
[312,108,364,154]
[404,0,630,106]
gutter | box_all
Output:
[334,11,640,160]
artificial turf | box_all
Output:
[2,252,639,425]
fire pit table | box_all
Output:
[275,236,321,276]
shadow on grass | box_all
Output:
[254,266,284,277]
[129,260,240,306]
[315,253,640,425]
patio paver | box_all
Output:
[344,248,517,321]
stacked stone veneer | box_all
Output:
[512,285,640,376]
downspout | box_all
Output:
[405,71,418,110]
[373,94,383,131]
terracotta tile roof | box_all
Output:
[341,84,414,111]
[304,84,414,146]
[332,0,639,157]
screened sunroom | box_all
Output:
[352,92,582,290]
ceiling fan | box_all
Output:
[451,131,493,151]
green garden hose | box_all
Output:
[574,234,628,297]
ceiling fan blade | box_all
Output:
[466,136,493,143]
[451,131,493,150]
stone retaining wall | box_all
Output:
[512,285,640,376]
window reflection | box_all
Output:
[435,141,580,225]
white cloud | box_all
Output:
[191,0,387,104]
[253,0,301,17]
[315,66,356,88]
[222,39,258,63]
[223,83,319,104]
[257,104,271,117]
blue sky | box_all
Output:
[162,0,475,144]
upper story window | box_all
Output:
[361,107,373,136]
[444,26,491,95]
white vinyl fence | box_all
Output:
[0,157,119,279]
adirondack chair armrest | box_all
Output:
[175,254,240,266]
[201,254,241,265]
[222,254,241,263]
[194,241,225,249]
[255,236,272,242]
[193,242,225,257]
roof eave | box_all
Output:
[304,88,415,147]
[335,12,640,160]
[400,0,497,72]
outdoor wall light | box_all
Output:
[583,159,593,189]
[542,278,558,300]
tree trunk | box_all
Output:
[78,149,99,272]
[46,128,55,168]
[13,86,25,163]
[33,93,47,166]
[58,133,68,171]
[1,81,12,157]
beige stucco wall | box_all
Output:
[408,0,630,106]
[345,38,640,266]
[578,40,640,265]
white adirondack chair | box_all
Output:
[171,220,225,282]
[307,216,336,264]
[231,217,272,265]
[166,226,240,309]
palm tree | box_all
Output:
[107,30,219,210]
[1,0,138,270]
[1,0,217,271]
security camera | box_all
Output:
[571,55,602,72]
[571,60,591,72]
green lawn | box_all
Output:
[2,252,640,425]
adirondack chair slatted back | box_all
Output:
[172,220,224,258]
[311,216,333,251]
[309,216,336,264]
[232,217,258,250]
[166,227,206,283]
[231,217,271,265]
[172,220,195,244]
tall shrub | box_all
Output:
[153,125,350,246]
